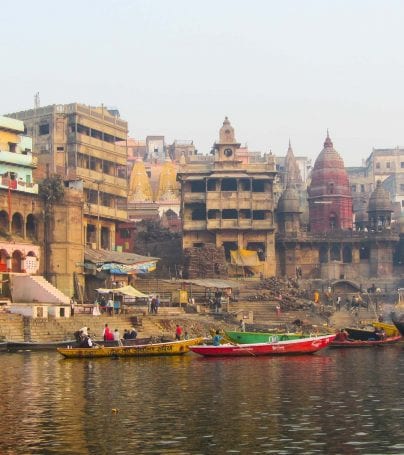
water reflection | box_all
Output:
[0,347,403,454]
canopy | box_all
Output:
[230,249,261,267]
[96,286,149,298]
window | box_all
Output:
[328,182,335,194]
[401,162,404,168]
[222,209,237,219]
[360,184,365,192]
[8,142,16,153]
[39,123,50,135]
[221,178,237,191]
[57,146,64,151]
[190,180,205,192]
[400,184,404,192]
[402,200,404,207]
[252,180,265,192]
[351,185,357,192]
[376,162,380,169]
[386,161,391,169]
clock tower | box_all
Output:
[215,117,241,162]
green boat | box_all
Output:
[225,331,305,344]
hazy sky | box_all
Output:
[2,0,404,166]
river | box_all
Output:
[0,345,404,454]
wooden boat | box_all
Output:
[371,322,400,337]
[392,320,404,336]
[225,331,304,344]
[7,340,77,351]
[329,335,401,348]
[188,334,336,357]
[57,337,205,358]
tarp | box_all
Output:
[95,286,149,298]
[230,249,261,267]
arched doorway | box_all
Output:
[26,214,36,239]
[11,250,22,273]
[11,213,24,237]
[329,213,338,231]
[0,210,9,232]
[0,249,8,272]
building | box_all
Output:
[276,133,399,281]
[0,115,40,275]
[146,135,165,163]
[168,140,196,162]
[177,117,277,278]
[7,103,128,251]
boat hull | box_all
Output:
[392,320,404,336]
[330,335,401,348]
[189,334,335,357]
[57,337,204,358]
[225,331,304,344]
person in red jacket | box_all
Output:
[175,324,183,340]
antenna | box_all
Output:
[34,92,40,109]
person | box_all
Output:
[107,296,114,316]
[239,319,246,332]
[79,333,93,348]
[175,324,183,340]
[147,296,152,314]
[336,296,341,311]
[378,313,384,322]
[213,330,222,346]
[275,304,281,317]
[114,298,120,315]
[103,324,114,341]
[123,329,130,340]
[129,327,137,339]
[184,331,189,340]
[114,328,122,346]
[335,329,349,342]
[80,326,89,336]
[100,295,107,314]
[154,295,160,314]
[151,296,156,314]
[70,298,75,316]
[93,301,100,316]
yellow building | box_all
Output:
[177,117,277,277]
[7,104,128,251]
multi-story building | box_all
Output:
[168,140,196,162]
[0,115,40,276]
[177,117,277,277]
[7,103,128,251]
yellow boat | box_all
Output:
[57,337,205,358]
[372,322,400,337]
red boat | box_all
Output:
[188,334,336,357]
[329,335,401,348]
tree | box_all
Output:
[38,175,65,280]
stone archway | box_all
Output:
[26,214,36,239]
[11,250,23,273]
[0,249,8,272]
[11,212,24,237]
[0,210,9,232]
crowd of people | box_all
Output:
[74,324,138,348]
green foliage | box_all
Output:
[39,175,65,209]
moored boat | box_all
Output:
[392,320,404,336]
[188,334,335,357]
[371,322,400,337]
[57,337,205,358]
[329,335,401,348]
[7,340,77,351]
[225,331,304,344]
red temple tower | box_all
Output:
[308,132,353,233]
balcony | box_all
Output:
[252,220,273,230]
[0,150,36,168]
[84,203,128,222]
[183,219,207,230]
[183,192,206,203]
[0,177,38,194]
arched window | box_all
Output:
[329,213,338,230]
[26,214,36,239]
[330,244,341,261]
[0,210,9,231]
[11,213,24,236]
[11,250,22,273]
[0,249,8,272]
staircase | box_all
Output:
[10,275,70,305]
